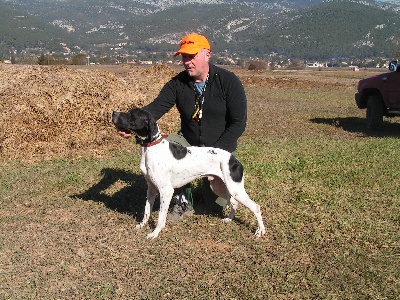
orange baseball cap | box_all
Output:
[174,33,211,57]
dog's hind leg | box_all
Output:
[233,191,266,237]
[146,186,174,239]
[209,178,238,222]
[221,161,265,236]
[209,176,230,199]
[223,196,238,223]
[136,181,157,230]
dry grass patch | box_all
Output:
[0,64,178,162]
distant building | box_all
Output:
[349,65,359,71]
[306,62,325,68]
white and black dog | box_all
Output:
[112,108,265,239]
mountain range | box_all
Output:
[0,0,400,62]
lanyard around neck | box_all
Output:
[192,73,209,123]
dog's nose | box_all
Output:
[111,111,120,124]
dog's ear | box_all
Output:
[146,116,157,141]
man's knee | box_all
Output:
[166,133,190,147]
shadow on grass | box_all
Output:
[73,166,257,233]
[311,117,400,137]
[72,168,227,223]
[73,168,149,221]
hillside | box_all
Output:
[0,0,399,60]
[260,1,400,59]
[0,6,75,54]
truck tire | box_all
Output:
[366,94,384,130]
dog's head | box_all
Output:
[112,108,158,142]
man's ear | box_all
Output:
[205,49,211,62]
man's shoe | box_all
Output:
[167,201,194,222]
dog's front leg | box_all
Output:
[136,182,157,230]
[146,186,174,239]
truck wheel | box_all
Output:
[366,94,384,130]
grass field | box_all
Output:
[0,68,399,299]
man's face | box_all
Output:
[181,49,210,81]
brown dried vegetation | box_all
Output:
[0,64,178,162]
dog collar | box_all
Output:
[139,134,168,147]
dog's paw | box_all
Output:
[254,227,266,237]
[222,217,233,223]
[146,231,159,239]
[135,223,145,230]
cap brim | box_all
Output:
[174,46,202,57]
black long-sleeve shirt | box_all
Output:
[143,63,247,153]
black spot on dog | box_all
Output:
[208,149,217,155]
[229,155,243,182]
[169,143,188,160]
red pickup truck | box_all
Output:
[355,61,400,129]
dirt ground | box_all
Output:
[0,63,370,163]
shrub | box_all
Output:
[248,60,268,71]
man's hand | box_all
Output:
[118,130,132,139]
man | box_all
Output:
[118,33,247,219]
